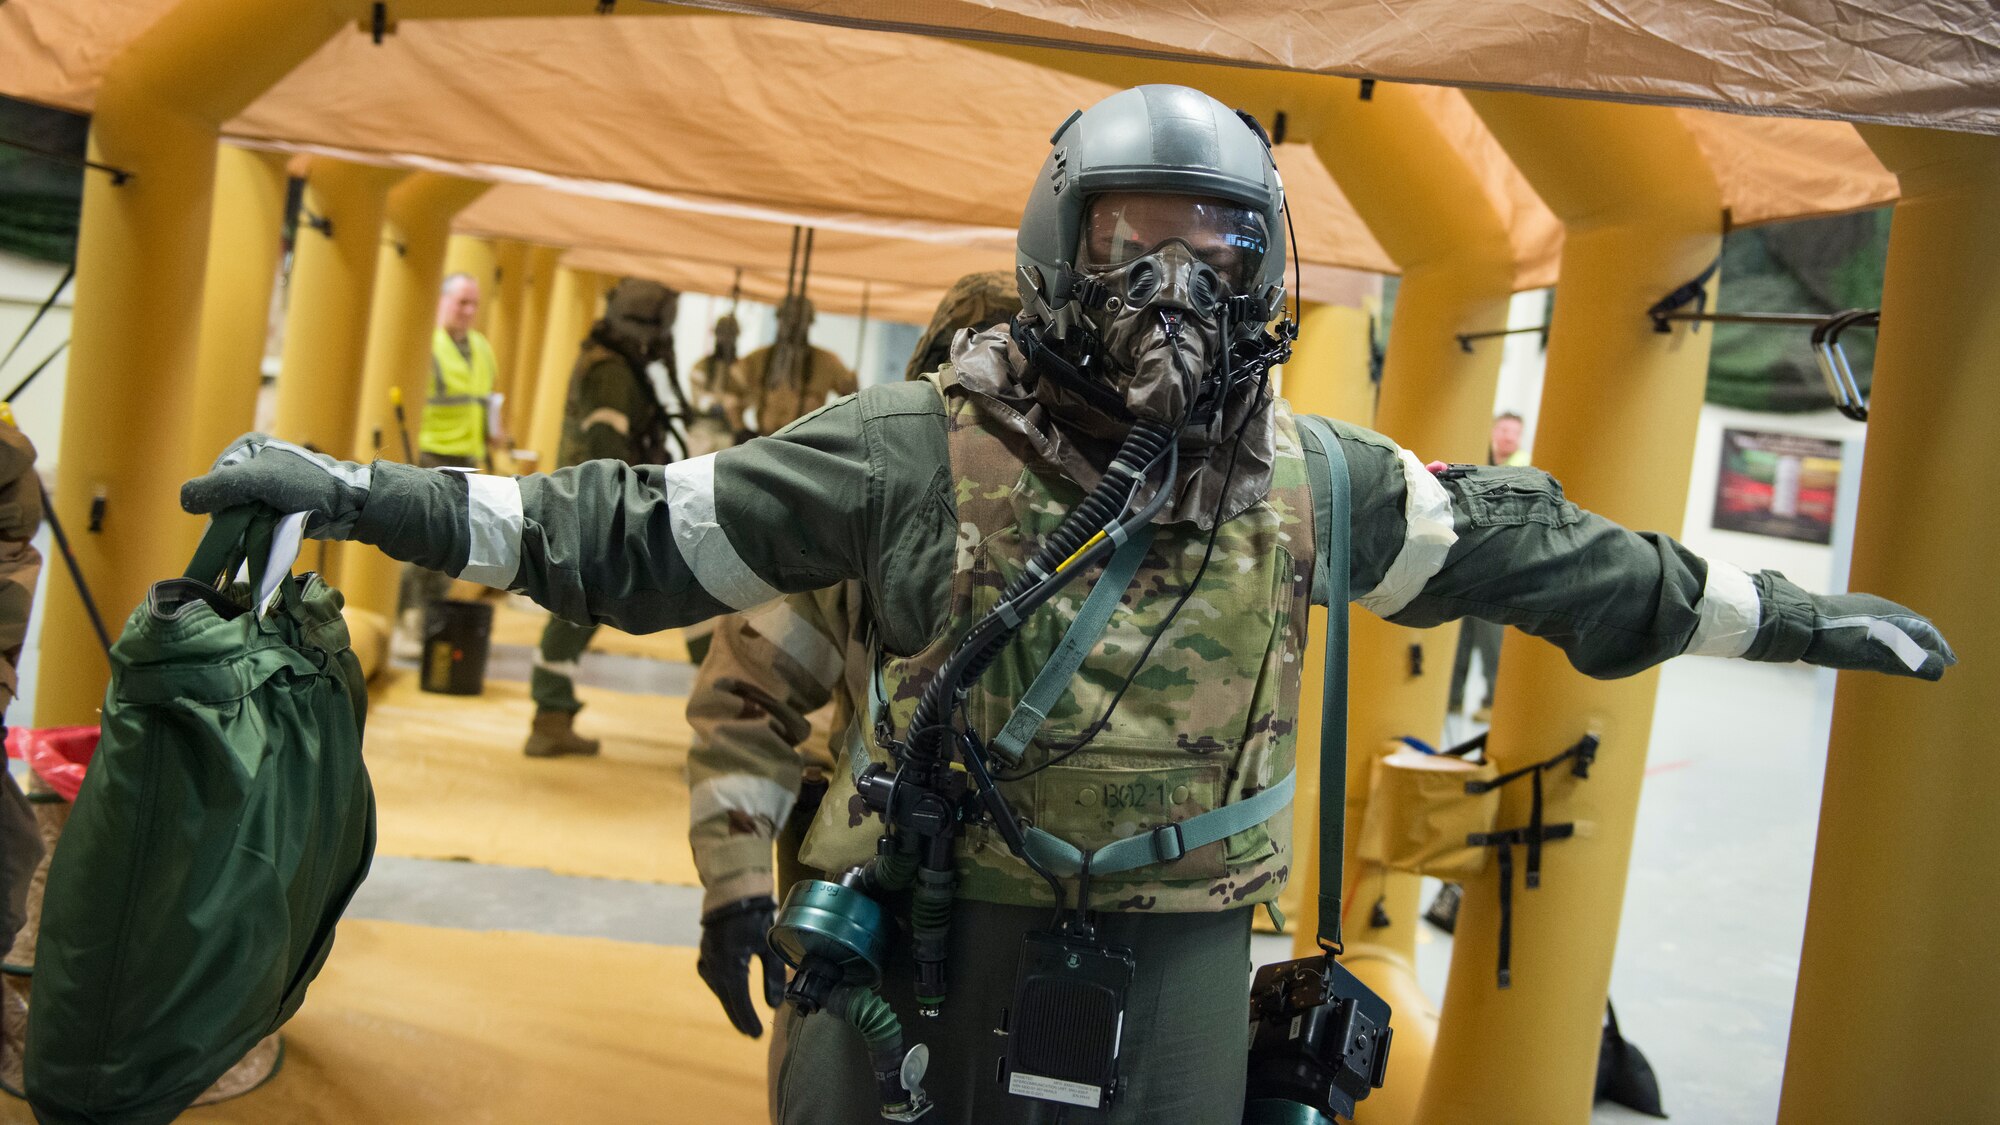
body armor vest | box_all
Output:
[801,374,1317,913]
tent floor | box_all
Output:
[0,921,767,1125]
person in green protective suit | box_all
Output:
[687,271,1022,1046]
[524,277,677,758]
[184,86,1953,1124]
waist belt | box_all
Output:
[1020,769,1297,877]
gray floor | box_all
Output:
[358,645,1832,1125]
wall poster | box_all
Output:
[1713,428,1842,544]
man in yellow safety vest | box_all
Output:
[393,271,504,659]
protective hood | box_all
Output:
[951,324,1274,529]
[601,278,679,362]
[905,270,1022,381]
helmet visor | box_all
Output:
[1078,192,1268,291]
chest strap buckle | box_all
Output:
[1149,823,1187,863]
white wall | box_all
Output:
[1491,288,1551,459]
[0,250,75,732]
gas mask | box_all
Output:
[1072,192,1270,429]
[604,279,680,365]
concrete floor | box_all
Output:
[353,640,1834,1124]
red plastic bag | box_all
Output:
[4,725,100,801]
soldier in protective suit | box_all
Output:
[688,271,1022,1041]
[185,86,1954,1123]
[686,313,742,459]
[523,277,676,758]
[722,295,856,439]
[0,415,43,957]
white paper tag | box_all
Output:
[1008,1072,1103,1109]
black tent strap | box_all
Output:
[0,136,132,185]
[1464,732,1598,794]
[1467,822,1577,989]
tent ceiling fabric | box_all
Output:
[665,1,2000,136]
[0,3,1919,295]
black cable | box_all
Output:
[0,264,74,377]
[2,339,69,404]
[39,480,112,660]
[1001,325,1266,783]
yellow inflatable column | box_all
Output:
[507,246,562,446]
[338,174,493,620]
[485,241,529,428]
[444,235,501,335]
[1776,128,2000,1125]
[527,266,599,465]
[187,145,290,465]
[1415,94,1721,1125]
[32,0,365,725]
[1301,84,1517,1125]
[271,158,403,460]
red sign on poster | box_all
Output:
[1713,429,1842,544]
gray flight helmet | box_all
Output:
[1016,84,1287,339]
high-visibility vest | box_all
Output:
[421,328,497,459]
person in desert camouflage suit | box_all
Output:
[686,271,1022,1042]
[0,415,45,958]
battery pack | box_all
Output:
[998,930,1135,1110]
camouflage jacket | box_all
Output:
[723,344,856,436]
[0,421,41,709]
[367,325,1790,908]
[685,583,862,912]
[795,374,1316,911]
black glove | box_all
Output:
[180,433,372,539]
[1749,571,1956,681]
[697,895,785,1038]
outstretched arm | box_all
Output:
[182,382,957,648]
[1316,417,1953,681]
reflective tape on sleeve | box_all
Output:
[460,474,524,588]
[689,773,797,833]
[660,454,783,611]
[744,598,844,689]
[1358,449,1458,616]
[581,407,631,435]
[1686,559,1761,658]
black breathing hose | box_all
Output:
[904,416,1176,759]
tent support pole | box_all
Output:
[1776,126,2000,1125]
[1413,92,1723,1125]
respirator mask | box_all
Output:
[1073,191,1270,429]
[605,279,679,365]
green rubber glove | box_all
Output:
[1749,570,1956,681]
[180,433,372,539]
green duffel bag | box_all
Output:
[25,507,374,1124]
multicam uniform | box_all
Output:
[529,339,669,717]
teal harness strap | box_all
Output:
[1011,417,1354,901]
[1022,768,1297,877]
[1296,414,1353,952]
[991,525,1157,763]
